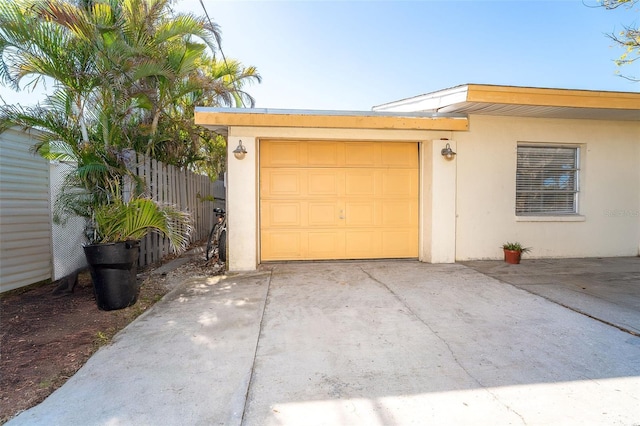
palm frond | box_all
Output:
[93,196,192,253]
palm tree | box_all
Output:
[145,55,261,169]
[195,56,262,109]
[1,0,260,176]
[0,0,100,145]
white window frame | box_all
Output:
[515,143,582,219]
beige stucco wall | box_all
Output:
[454,115,640,260]
[225,116,639,270]
[421,139,457,263]
[225,126,453,271]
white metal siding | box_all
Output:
[0,128,52,292]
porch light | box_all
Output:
[441,143,456,160]
[233,140,247,160]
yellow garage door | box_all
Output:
[260,140,418,261]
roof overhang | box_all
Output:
[194,108,469,133]
[373,84,640,121]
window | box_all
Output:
[516,145,579,215]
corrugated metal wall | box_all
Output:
[0,131,221,292]
[0,128,52,292]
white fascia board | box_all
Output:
[372,85,470,113]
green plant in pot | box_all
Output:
[502,242,531,265]
[40,141,189,310]
[84,183,192,310]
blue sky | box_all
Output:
[1,0,637,110]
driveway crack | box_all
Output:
[359,266,528,425]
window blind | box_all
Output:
[516,146,579,215]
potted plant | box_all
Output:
[47,143,192,310]
[82,182,192,310]
[502,242,531,265]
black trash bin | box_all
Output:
[83,240,140,311]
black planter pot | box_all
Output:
[83,241,140,311]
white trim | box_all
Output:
[373,85,469,113]
[515,215,586,222]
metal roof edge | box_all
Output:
[372,84,470,112]
[194,107,466,119]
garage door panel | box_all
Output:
[345,142,376,167]
[308,232,343,259]
[262,201,302,228]
[308,203,341,227]
[345,230,380,258]
[262,231,304,259]
[308,170,341,196]
[345,170,376,196]
[382,170,418,197]
[262,141,304,167]
[308,142,341,166]
[262,169,303,197]
[381,200,419,227]
[345,202,376,227]
[381,143,418,167]
[381,230,418,257]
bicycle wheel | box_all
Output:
[218,229,227,262]
[205,225,218,260]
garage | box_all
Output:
[194,107,467,270]
[260,140,419,261]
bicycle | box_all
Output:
[205,207,227,264]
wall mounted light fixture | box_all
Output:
[441,143,456,160]
[233,140,247,160]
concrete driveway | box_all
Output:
[8,260,640,425]
[463,257,640,336]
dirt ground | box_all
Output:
[0,251,224,424]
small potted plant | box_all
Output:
[502,242,531,264]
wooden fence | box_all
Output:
[133,154,220,268]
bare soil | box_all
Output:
[0,251,224,424]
